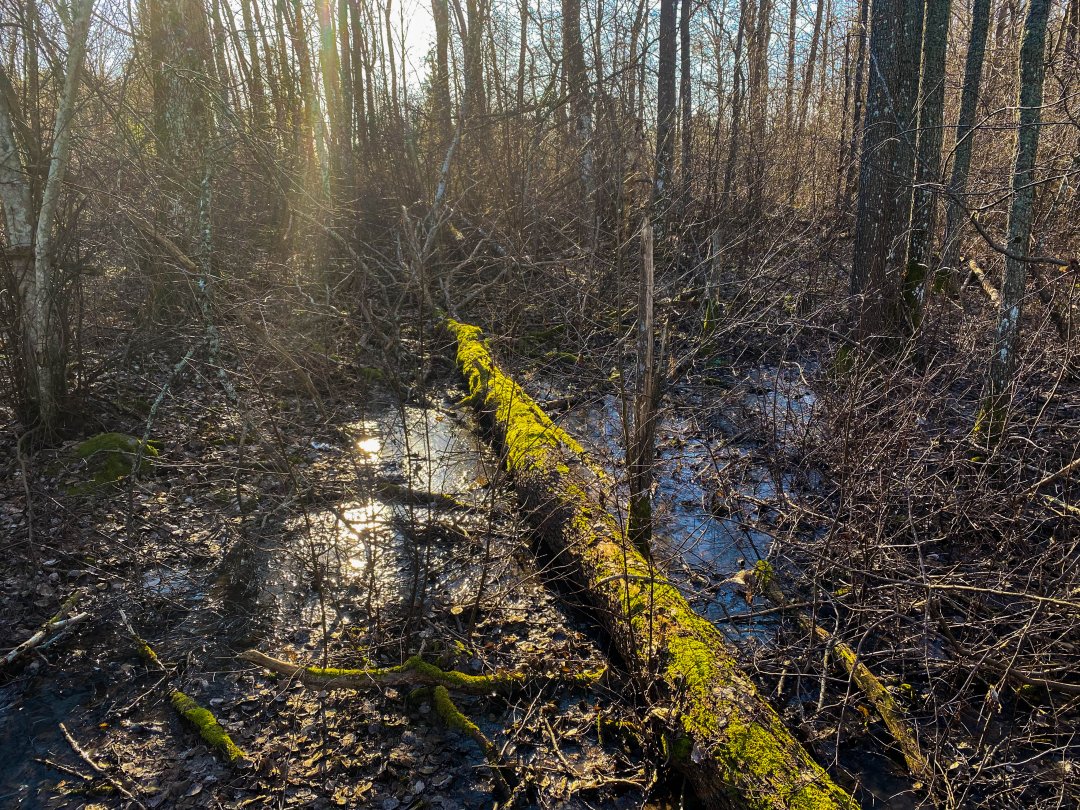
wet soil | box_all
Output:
[0,345,912,809]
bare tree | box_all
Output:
[939,0,992,284]
[0,0,94,432]
[985,0,1052,421]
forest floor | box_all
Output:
[0,307,1076,809]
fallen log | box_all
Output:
[444,319,856,810]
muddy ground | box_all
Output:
[1,329,1042,809]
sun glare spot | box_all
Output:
[355,435,381,455]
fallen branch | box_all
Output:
[239,648,594,694]
[968,259,1001,307]
[1028,456,1080,495]
[126,632,246,766]
[242,650,540,797]
[754,563,928,777]
[60,722,147,808]
[432,684,517,797]
[170,691,248,765]
[2,589,89,669]
[443,319,855,810]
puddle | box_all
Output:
[553,364,820,639]
[0,674,104,808]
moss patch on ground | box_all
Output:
[71,432,160,491]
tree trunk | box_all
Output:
[238,0,269,133]
[562,0,594,233]
[745,0,773,215]
[678,0,693,208]
[721,0,748,212]
[940,0,991,284]
[654,0,677,207]
[432,0,452,145]
[28,0,94,431]
[985,0,1051,419]
[0,0,93,431]
[785,0,797,128]
[840,0,870,216]
[902,0,952,329]
[850,0,923,343]
[444,319,856,810]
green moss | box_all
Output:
[753,559,775,591]
[298,654,524,694]
[170,691,246,764]
[72,432,160,491]
[433,685,490,749]
[135,637,162,669]
[432,684,514,796]
[446,320,584,474]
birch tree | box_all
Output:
[0,0,94,432]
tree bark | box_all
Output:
[903,0,952,329]
[444,319,856,810]
[940,0,991,284]
[985,0,1051,417]
[850,0,922,343]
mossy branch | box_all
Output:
[170,691,248,765]
[240,649,526,694]
[432,685,517,797]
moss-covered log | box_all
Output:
[445,320,856,810]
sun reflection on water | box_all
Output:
[355,436,381,455]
